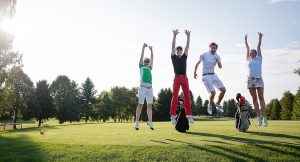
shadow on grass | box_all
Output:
[149,140,170,145]
[0,135,45,161]
[185,131,300,158]
[165,138,250,162]
[247,131,300,141]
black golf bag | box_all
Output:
[175,97,189,132]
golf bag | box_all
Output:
[235,93,251,132]
[175,97,189,132]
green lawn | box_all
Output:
[1,118,300,161]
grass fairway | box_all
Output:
[0,119,300,161]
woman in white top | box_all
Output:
[245,32,268,127]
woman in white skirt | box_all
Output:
[245,32,268,127]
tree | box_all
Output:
[266,99,275,118]
[291,88,300,120]
[4,66,34,129]
[189,90,197,116]
[195,96,205,115]
[280,91,294,120]
[0,0,22,90]
[222,99,237,117]
[35,80,54,126]
[153,88,172,121]
[81,77,97,123]
[271,99,281,120]
[0,0,22,119]
[109,86,134,122]
[50,75,81,124]
[92,91,111,122]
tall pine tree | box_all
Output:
[280,91,294,120]
[271,99,281,120]
[81,77,97,123]
[35,80,54,126]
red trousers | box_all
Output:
[170,75,192,115]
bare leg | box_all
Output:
[216,87,226,105]
[135,104,143,122]
[249,88,260,116]
[257,88,266,116]
[209,91,216,106]
[147,104,153,122]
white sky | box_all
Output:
[2,0,300,103]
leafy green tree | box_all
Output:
[35,80,55,126]
[81,77,97,123]
[291,89,300,120]
[0,0,22,90]
[4,66,34,129]
[92,91,111,122]
[280,91,294,120]
[109,86,134,122]
[153,88,172,121]
[50,75,81,124]
[271,99,282,120]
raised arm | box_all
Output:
[193,61,200,79]
[149,46,153,68]
[171,29,179,55]
[257,32,263,57]
[245,34,250,59]
[184,30,191,56]
[139,43,147,65]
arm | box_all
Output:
[139,43,147,65]
[184,30,191,56]
[216,59,222,69]
[245,34,250,59]
[149,46,153,68]
[194,61,200,79]
[257,32,263,57]
[171,29,179,55]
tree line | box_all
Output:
[264,66,300,120]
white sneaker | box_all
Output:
[170,115,177,125]
[258,115,262,126]
[207,106,212,115]
[216,104,224,113]
[147,121,154,130]
[263,117,268,127]
[186,115,194,123]
[135,122,139,130]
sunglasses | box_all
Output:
[144,60,150,63]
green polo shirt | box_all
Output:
[139,64,152,84]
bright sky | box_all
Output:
[2,0,300,103]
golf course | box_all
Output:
[1,118,299,161]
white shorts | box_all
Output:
[138,85,153,104]
[202,74,225,93]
